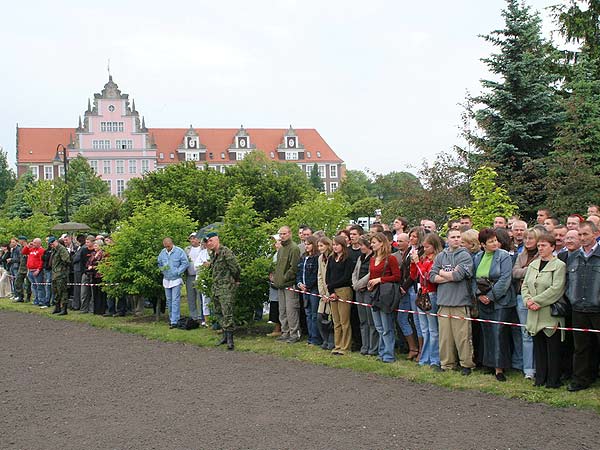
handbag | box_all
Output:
[476,277,494,295]
[369,257,400,314]
[550,298,570,317]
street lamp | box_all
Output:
[55,144,69,222]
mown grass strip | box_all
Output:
[1,298,598,413]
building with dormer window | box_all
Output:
[16,77,345,195]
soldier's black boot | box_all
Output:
[52,302,61,314]
[226,331,234,351]
[58,303,68,316]
[217,332,227,346]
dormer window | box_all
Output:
[316,151,321,158]
[285,151,298,161]
[306,151,311,158]
[170,153,175,159]
[159,152,164,159]
[209,152,214,159]
[270,151,275,158]
[221,152,226,159]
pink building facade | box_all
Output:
[16,77,344,196]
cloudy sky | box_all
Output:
[1,0,559,175]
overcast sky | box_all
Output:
[1,0,560,175]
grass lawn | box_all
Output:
[1,297,599,413]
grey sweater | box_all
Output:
[429,247,474,307]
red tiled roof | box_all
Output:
[150,128,341,165]
[17,127,342,165]
[17,128,76,163]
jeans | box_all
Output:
[409,288,423,338]
[372,309,396,362]
[396,293,414,336]
[43,269,53,306]
[417,292,439,366]
[186,274,201,320]
[165,283,182,325]
[304,289,322,345]
[27,270,45,305]
[10,265,18,296]
[516,295,535,377]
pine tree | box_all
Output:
[3,172,34,219]
[470,0,563,219]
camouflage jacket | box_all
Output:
[51,244,71,279]
[210,245,241,291]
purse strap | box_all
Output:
[414,258,429,289]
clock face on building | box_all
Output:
[287,137,296,148]
[238,137,247,148]
[108,105,115,112]
[187,137,197,148]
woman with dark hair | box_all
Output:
[512,228,541,380]
[368,233,401,363]
[297,235,322,346]
[317,237,334,350]
[87,240,106,315]
[392,217,409,250]
[325,236,354,355]
[352,236,378,356]
[521,233,566,388]
[473,228,517,382]
[495,228,512,252]
[410,233,444,370]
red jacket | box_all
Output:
[410,256,437,294]
[22,245,45,271]
[369,254,401,283]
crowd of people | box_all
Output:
[266,205,600,392]
[2,204,600,392]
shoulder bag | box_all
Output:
[414,261,432,312]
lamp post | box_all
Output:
[55,144,69,222]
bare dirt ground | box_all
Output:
[1,310,599,450]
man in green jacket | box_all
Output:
[49,237,72,315]
[272,226,301,343]
[206,232,241,350]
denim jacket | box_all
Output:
[296,254,319,291]
[473,248,516,309]
[157,246,189,280]
[566,245,600,313]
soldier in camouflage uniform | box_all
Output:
[205,232,241,350]
[49,237,72,315]
[14,236,31,303]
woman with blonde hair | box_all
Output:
[317,237,334,350]
[368,232,401,362]
[410,233,444,370]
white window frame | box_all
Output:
[30,166,39,180]
[141,159,149,173]
[44,165,53,180]
[116,160,124,174]
[103,160,111,175]
[330,182,339,193]
[104,180,111,192]
[128,159,137,174]
[329,164,338,179]
[285,151,298,161]
[116,180,125,197]
[89,160,98,174]
[159,152,164,159]
[58,166,65,177]
[305,165,313,176]
[186,152,200,161]
[317,164,326,178]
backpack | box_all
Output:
[177,317,200,330]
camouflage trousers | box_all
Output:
[52,276,68,308]
[212,287,236,331]
[15,272,31,301]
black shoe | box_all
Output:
[52,304,61,314]
[57,305,68,316]
[169,323,177,329]
[495,372,506,382]
[545,382,563,389]
[431,364,443,373]
[461,367,472,376]
[567,382,588,392]
[216,334,227,346]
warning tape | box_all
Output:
[29,282,120,287]
[286,287,600,334]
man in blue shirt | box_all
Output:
[158,237,189,329]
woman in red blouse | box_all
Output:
[367,232,401,363]
[410,233,444,370]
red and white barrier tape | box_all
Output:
[29,282,120,286]
[286,287,600,334]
